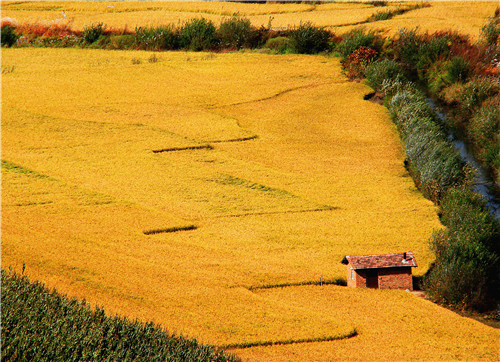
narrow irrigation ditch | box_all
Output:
[428,98,500,221]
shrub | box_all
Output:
[1,24,19,47]
[343,46,378,79]
[365,59,406,91]
[179,18,217,51]
[459,77,500,116]
[218,16,253,49]
[82,23,105,44]
[480,17,500,46]
[135,25,180,50]
[446,56,470,83]
[337,28,380,59]
[426,236,499,310]
[425,187,500,310]
[469,103,500,150]
[264,36,293,54]
[288,21,331,54]
[394,28,421,67]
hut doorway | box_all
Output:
[366,270,378,288]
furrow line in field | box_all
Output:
[210,81,339,109]
[143,225,198,235]
[152,145,213,153]
[210,206,337,219]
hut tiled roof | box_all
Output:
[341,252,417,269]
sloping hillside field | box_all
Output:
[2,47,497,360]
[2,1,499,360]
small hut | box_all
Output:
[341,252,417,290]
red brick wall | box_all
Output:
[346,266,413,290]
[378,267,413,290]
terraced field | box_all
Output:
[2,1,499,361]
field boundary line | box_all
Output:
[219,329,358,350]
[247,278,347,291]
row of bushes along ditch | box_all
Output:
[1,8,498,311]
[1,269,238,361]
[0,1,429,53]
[338,11,499,311]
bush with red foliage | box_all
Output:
[342,46,378,79]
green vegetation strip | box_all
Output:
[143,225,198,235]
[152,145,213,153]
[248,277,347,291]
[1,160,53,179]
[1,270,237,361]
[219,329,358,350]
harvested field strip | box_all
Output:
[152,145,213,153]
[220,329,358,350]
[143,225,198,235]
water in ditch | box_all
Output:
[428,98,500,221]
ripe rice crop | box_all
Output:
[1,47,446,350]
[2,1,499,359]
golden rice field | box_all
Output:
[1,1,497,40]
[1,1,499,361]
[2,46,498,360]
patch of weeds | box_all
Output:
[1,65,15,74]
[131,58,142,65]
[148,54,158,63]
[82,23,105,44]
